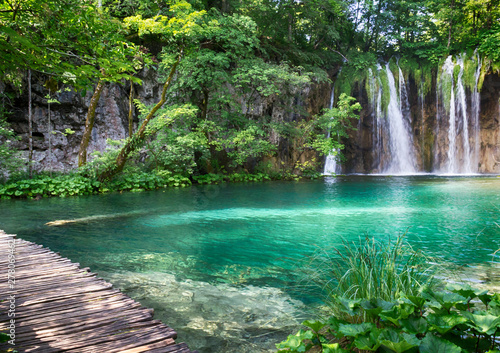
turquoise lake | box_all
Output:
[1,176,500,352]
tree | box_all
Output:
[1,0,145,169]
[96,0,206,181]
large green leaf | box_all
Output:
[426,313,468,334]
[338,323,376,338]
[445,283,489,303]
[402,294,426,310]
[462,311,500,335]
[379,304,414,325]
[378,330,420,353]
[335,297,362,316]
[361,298,395,318]
[353,329,382,351]
[423,290,467,312]
[327,316,348,333]
[302,320,327,333]
[400,317,427,334]
[419,334,462,353]
[275,329,314,353]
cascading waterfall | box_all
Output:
[472,52,482,172]
[456,55,472,173]
[438,54,480,174]
[326,52,488,175]
[323,86,339,175]
[384,62,417,174]
[441,57,458,172]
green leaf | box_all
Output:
[361,298,395,318]
[400,316,428,334]
[419,334,462,353]
[322,343,349,353]
[276,330,314,352]
[327,316,349,333]
[403,294,426,309]
[0,332,9,343]
[338,323,376,338]
[378,330,420,353]
[302,320,327,333]
[445,283,489,301]
[379,304,414,325]
[426,313,468,334]
[423,290,467,312]
[462,311,500,335]
[353,329,382,351]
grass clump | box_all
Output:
[305,235,438,321]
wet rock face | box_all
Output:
[478,74,500,173]
[6,69,163,173]
[6,71,332,174]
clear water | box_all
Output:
[1,176,500,352]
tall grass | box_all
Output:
[300,235,439,320]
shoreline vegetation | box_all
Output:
[278,237,500,353]
[0,169,324,200]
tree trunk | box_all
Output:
[97,56,181,182]
[28,69,33,178]
[128,80,134,138]
[78,79,105,167]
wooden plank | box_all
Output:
[0,233,196,353]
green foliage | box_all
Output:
[0,331,10,343]
[193,172,271,184]
[0,0,145,89]
[308,93,361,156]
[0,98,23,181]
[479,24,500,65]
[278,283,500,353]
[0,169,192,199]
[0,174,99,199]
[336,59,374,98]
[299,235,439,323]
[108,170,191,191]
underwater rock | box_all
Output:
[101,271,306,353]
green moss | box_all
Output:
[463,55,479,91]
[421,66,433,96]
[441,71,453,113]
[335,65,370,98]
[379,68,390,113]
[478,58,490,91]
[492,61,500,75]
[453,64,461,83]
[364,65,379,104]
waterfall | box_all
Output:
[441,57,458,172]
[384,63,417,174]
[439,55,478,174]
[456,55,472,173]
[323,86,339,175]
[420,81,425,168]
[472,52,482,172]
[331,52,486,175]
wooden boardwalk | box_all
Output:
[0,231,197,353]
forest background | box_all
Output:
[1,0,499,197]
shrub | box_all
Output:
[277,284,500,353]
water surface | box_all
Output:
[1,176,499,352]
